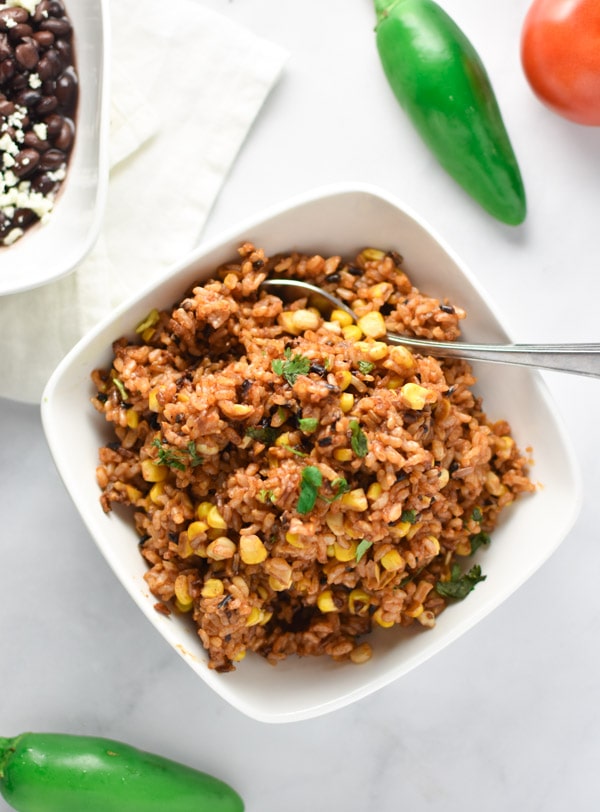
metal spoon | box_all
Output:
[260,277,600,379]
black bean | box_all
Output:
[15,41,39,70]
[13,149,41,179]
[31,173,57,195]
[36,94,58,116]
[54,117,74,151]
[0,58,15,82]
[0,32,11,60]
[55,66,77,107]
[40,17,71,37]
[15,88,42,109]
[0,99,15,116]
[10,24,34,42]
[39,148,65,171]
[44,113,63,139]
[33,30,55,48]
[37,49,61,79]
[23,131,49,152]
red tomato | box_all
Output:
[521,0,600,125]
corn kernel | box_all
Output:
[405,601,424,619]
[341,488,368,512]
[206,537,236,560]
[401,382,430,410]
[239,534,268,565]
[357,311,386,339]
[406,521,422,540]
[340,392,355,413]
[187,520,208,541]
[373,608,394,628]
[124,484,142,502]
[232,649,246,662]
[438,468,450,489]
[201,578,224,598]
[425,535,441,556]
[291,308,321,332]
[148,388,161,413]
[141,459,167,482]
[418,610,436,628]
[260,610,273,625]
[368,341,389,360]
[268,575,290,592]
[386,376,403,390]
[359,248,386,262]
[390,345,415,369]
[485,471,506,497]
[206,505,227,529]
[350,642,373,664]
[245,607,263,627]
[275,432,292,447]
[220,402,253,418]
[336,369,353,390]
[278,311,301,335]
[333,448,353,462]
[342,324,363,342]
[126,409,139,429]
[367,482,383,501]
[141,328,156,342]
[285,532,305,549]
[334,541,358,562]
[348,588,371,616]
[178,536,194,559]
[223,272,239,290]
[317,589,338,613]
[325,512,344,536]
[390,520,411,538]
[455,540,472,556]
[174,574,192,607]
[330,309,354,327]
[196,501,213,519]
[175,599,193,613]
[381,550,405,572]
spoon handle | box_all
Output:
[385,334,600,378]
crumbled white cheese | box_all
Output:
[32,122,47,141]
[28,72,42,89]
[0,132,18,157]
[3,227,24,246]
[4,16,17,28]
[2,152,15,169]
[47,166,66,182]
[0,1,43,15]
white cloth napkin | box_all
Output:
[0,0,287,403]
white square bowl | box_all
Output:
[41,182,582,723]
[0,0,110,295]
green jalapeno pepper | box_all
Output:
[373,0,526,225]
[0,732,244,812]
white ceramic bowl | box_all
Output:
[0,0,110,296]
[42,183,582,723]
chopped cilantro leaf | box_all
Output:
[272,347,311,386]
[321,477,350,503]
[112,377,128,401]
[400,509,418,524]
[152,438,203,471]
[186,441,204,467]
[471,506,483,522]
[357,360,375,375]
[258,488,276,504]
[299,417,319,433]
[355,539,373,563]
[469,531,491,556]
[349,419,368,458]
[297,465,323,514]
[152,439,186,471]
[435,564,486,600]
[246,426,279,445]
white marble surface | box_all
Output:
[2,1,600,809]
